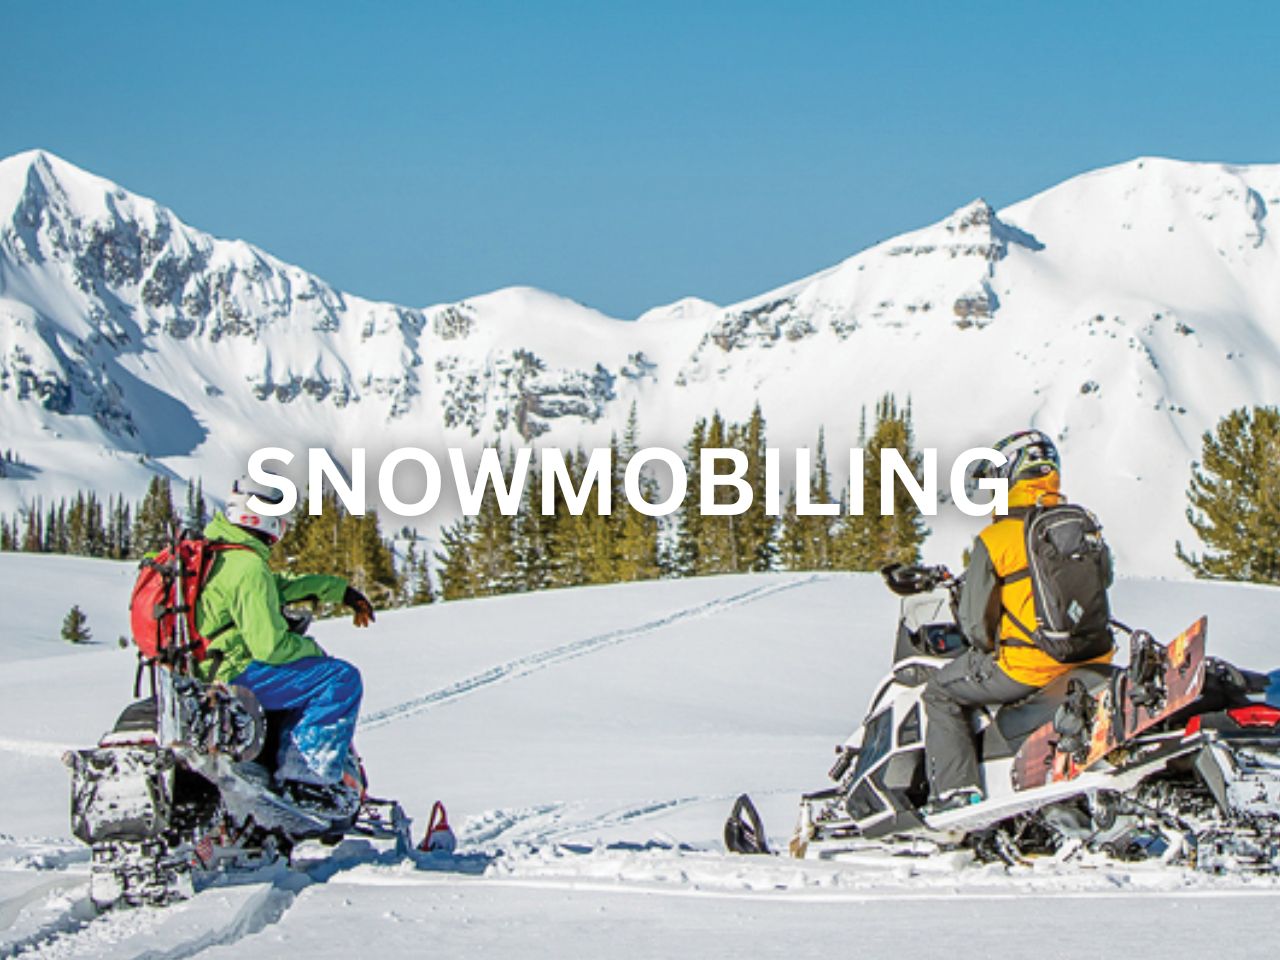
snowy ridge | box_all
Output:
[2,152,1280,572]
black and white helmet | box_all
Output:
[226,476,289,543]
[964,430,1060,499]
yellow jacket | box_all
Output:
[962,474,1114,687]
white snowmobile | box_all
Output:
[725,564,1280,871]
[63,530,439,913]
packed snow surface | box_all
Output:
[3,556,1280,957]
[3,150,1280,573]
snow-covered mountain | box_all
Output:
[2,149,1278,574]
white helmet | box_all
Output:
[226,476,289,543]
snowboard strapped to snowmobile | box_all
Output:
[66,526,434,910]
[726,563,1280,871]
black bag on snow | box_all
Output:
[1017,503,1114,663]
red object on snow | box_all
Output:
[418,800,457,855]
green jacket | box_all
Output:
[196,512,349,683]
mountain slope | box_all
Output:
[1,150,1278,573]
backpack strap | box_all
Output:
[992,504,1043,651]
[997,605,1039,649]
[193,542,254,651]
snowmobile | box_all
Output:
[725,563,1280,871]
[63,540,440,910]
[64,659,415,909]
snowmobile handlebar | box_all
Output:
[880,563,960,598]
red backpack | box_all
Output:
[129,536,250,664]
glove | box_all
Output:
[343,586,375,628]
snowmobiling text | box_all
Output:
[245,446,1013,519]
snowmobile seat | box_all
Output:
[988,664,1121,753]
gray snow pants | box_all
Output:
[922,648,1036,798]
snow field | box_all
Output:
[4,558,1280,955]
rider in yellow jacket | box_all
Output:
[922,431,1114,813]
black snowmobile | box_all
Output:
[64,536,422,910]
[726,564,1280,870]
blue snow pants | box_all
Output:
[233,657,363,785]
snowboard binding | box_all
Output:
[1051,678,1096,763]
[1126,629,1167,713]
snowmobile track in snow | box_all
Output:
[0,848,390,960]
[0,873,297,960]
[460,795,721,848]
[360,575,823,730]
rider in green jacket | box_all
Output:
[198,477,376,811]
[197,511,348,684]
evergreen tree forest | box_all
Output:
[0,475,406,613]
[0,475,194,559]
[436,404,662,600]
[272,490,403,610]
[436,395,928,598]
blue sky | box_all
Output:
[4,1,1277,317]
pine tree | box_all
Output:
[472,453,522,594]
[132,476,178,556]
[436,515,482,600]
[697,413,740,574]
[545,448,594,587]
[779,429,836,570]
[739,403,776,572]
[21,501,43,553]
[65,492,107,557]
[186,478,208,529]
[673,418,707,576]
[776,488,806,570]
[345,511,402,607]
[404,541,436,605]
[44,502,58,553]
[62,604,92,644]
[513,461,555,591]
[831,394,926,570]
[107,496,132,559]
[612,404,661,582]
[570,445,618,586]
[1176,405,1280,583]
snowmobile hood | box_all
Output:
[1008,471,1061,508]
[204,512,273,561]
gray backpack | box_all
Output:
[1008,503,1114,663]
